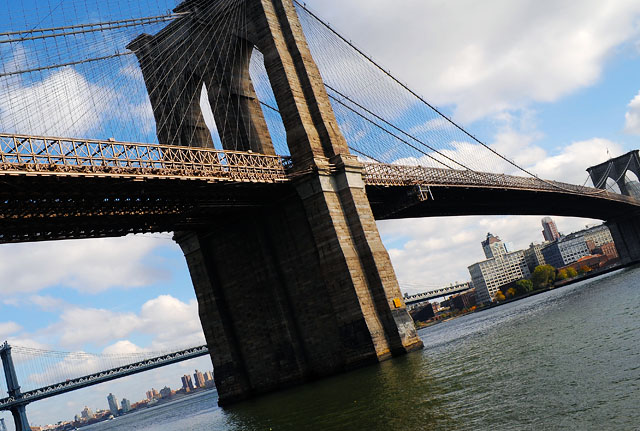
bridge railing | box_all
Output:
[0,134,292,183]
[362,162,638,202]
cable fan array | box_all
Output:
[0,0,621,194]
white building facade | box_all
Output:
[468,251,531,304]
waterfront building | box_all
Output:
[468,251,530,304]
[146,388,159,400]
[107,393,119,416]
[449,289,477,311]
[542,235,590,268]
[560,254,608,273]
[160,386,172,399]
[523,242,549,272]
[204,371,214,383]
[194,370,206,388]
[81,406,94,420]
[181,374,195,392]
[581,224,615,249]
[597,242,619,261]
[120,398,131,413]
[482,233,508,259]
[542,217,561,242]
[409,302,436,322]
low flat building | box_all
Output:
[541,236,590,268]
[449,289,477,311]
[582,224,614,248]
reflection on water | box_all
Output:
[88,266,640,431]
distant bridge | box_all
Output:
[404,282,473,306]
[0,343,209,418]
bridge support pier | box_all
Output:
[1,343,30,431]
[176,156,421,405]
[606,213,640,265]
[132,0,422,405]
[10,405,30,431]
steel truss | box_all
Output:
[0,134,291,183]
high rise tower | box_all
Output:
[482,233,508,259]
[542,217,561,242]
[107,393,119,416]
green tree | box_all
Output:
[567,267,578,278]
[515,279,533,295]
[557,269,568,280]
[531,265,556,289]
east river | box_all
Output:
[86,266,640,430]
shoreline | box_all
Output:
[417,261,640,330]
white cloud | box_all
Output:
[0,235,175,295]
[0,322,22,340]
[305,0,640,122]
[0,64,113,137]
[38,295,204,351]
[624,90,640,135]
[528,138,623,185]
[28,295,69,312]
[51,308,142,348]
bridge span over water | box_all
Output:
[1,133,639,243]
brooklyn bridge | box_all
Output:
[1,0,640,429]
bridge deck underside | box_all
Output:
[0,174,290,243]
[368,184,639,221]
[1,172,639,243]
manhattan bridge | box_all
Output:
[1,0,640,429]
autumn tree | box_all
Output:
[557,269,568,280]
[494,291,506,302]
[579,265,592,275]
[567,267,578,278]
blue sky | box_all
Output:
[1,0,640,428]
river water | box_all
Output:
[86,266,640,430]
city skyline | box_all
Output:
[41,367,214,430]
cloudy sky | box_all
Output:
[1,0,640,428]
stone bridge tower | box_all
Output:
[128,0,422,405]
[588,151,640,265]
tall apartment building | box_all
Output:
[107,393,119,416]
[469,251,531,304]
[194,370,206,388]
[541,217,561,242]
[181,374,194,392]
[120,398,131,413]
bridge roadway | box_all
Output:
[0,345,209,411]
[1,134,639,243]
